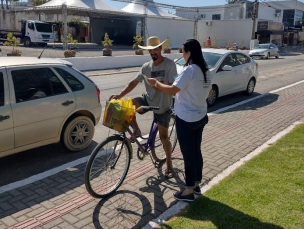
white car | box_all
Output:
[0,57,102,158]
[175,49,259,107]
[249,43,280,59]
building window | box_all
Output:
[212,14,221,20]
[201,14,206,19]
[283,9,295,26]
[0,73,4,107]
[295,10,304,26]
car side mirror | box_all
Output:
[222,65,233,71]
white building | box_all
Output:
[176,0,304,47]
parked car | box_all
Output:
[175,49,259,107]
[0,57,102,158]
[249,43,279,59]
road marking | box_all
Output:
[1,79,304,195]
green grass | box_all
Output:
[160,124,304,229]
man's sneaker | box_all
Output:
[173,191,194,202]
[183,185,202,195]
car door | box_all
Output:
[0,68,14,153]
[8,66,76,148]
[233,53,252,92]
[215,54,236,96]
[269,44,276,56]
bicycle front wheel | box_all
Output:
[85,135,131,198]
[151,116,177,163]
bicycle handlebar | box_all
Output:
[136,106,160,113]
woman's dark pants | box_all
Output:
[176,115,208,189]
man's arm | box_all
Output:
[109,79,139,100]
[148,78,180,95]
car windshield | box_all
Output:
[254,44,270,49]
[175,52,223,69]
[35,23,53,33]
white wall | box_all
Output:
[197,19,253,49]
[146,17,195,48]
[63,53,182,71]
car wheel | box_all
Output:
[266,53,270,59]
[207,85,218,107]
[62,116,94,151]
[244,78,256,95]
[24,37,32,47]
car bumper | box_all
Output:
[249,54,266,58]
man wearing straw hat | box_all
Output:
[110,36,177,179]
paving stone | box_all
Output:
[3,81,304,229]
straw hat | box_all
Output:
[138,36,169,50]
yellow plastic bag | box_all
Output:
[103,98,135,132]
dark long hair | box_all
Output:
[183,39,208,82]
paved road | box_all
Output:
[0,54,304,228]
[1,55,304,186]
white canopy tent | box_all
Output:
[36,0,123,12]
[122,0,179,18]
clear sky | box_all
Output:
[103,0,304,9]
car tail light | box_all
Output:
[96,86,101,103]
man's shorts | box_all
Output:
[133,95,171,128]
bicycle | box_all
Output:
[84,105,177,198]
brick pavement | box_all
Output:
[1,80,304,229]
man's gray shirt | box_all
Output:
[135,57,177,114]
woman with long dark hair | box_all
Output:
[147,39,211,202]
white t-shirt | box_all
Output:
[173,64,211,122]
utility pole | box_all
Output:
[250,0,259,49]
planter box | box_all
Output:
[164,48,171,54]
[64,52,76,58]
[135,49,144,55]
[7,53,21,56]
[103,49,112,56]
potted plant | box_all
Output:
[133,35,144,55]
[62,33,78,58]
[163,37,171,54]
[102,33,113,56]
[4,33,22,56]
[178,47,183,53]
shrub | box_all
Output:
[101,33,114,51]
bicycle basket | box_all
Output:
[103,100,136,132]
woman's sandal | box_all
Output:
[165,169,174,179]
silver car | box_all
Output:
[175,49,259,107]
[249,43,280,59]
[0,57,102,158]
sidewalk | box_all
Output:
[1,74,304,228]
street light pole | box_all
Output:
[250,0,259,49]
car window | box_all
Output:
[235,53,251,66]
[221,54,236,68]
[0,73,4,107]
[175,52,223,69]
[12,68,68,103]
[203,52,223,68]
[54,67,84,91]
[254,44,270,49]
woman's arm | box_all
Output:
[147,78,180,95]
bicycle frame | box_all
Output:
[126,119,158,157]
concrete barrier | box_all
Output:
[62,53,183,71]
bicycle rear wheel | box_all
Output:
[85,135,131,198]
[151,115,177,163]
